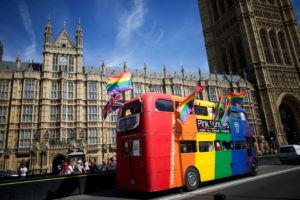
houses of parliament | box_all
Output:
[0,0,299,173]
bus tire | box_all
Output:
[184,167,200,191]
[250,159,258,176]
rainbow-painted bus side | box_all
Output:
[116,93,257,192]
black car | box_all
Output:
[0,170,19,179]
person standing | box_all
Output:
[20,165,28,178]
[84,159,90,173]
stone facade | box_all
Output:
[198,0,300,150]
[0,20,259,173]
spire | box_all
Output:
[181,65,185,79]
[63,21,66,30]
[16,55,21,71]
[143,63,147,77]
[76,18,83,48]
[163,65,167,78]
[123,62,127,71]
[44,17,52,45]
[198,67,202,80]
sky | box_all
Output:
[0,0,299,73]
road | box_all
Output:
[61,164,300,200]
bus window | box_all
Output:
[194,106,208,116]
[222,141,233,150]
[230,111,247,121]
[230,111,240,120]
[234,141,246,150]
[131,139,141,156]
[123,140,141,157]
[180,141,196,153]
[214,140,221,151]
[121,100,142,117]
[155,99,174,112]
[240,112,247,121]
[199,141,214,152]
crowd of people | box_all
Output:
[58,157,116,175]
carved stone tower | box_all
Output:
[198,0,300,146]
[42,20,83,73]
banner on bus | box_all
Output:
[196,119,230,133]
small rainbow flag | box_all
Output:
[221,99,231,126]
[214,95,223,121]
[106,71,133,95]
[227,91,247,106]
[177,92,195,123]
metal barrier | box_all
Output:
[0,172,116,200]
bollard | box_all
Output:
[214,193,226,200]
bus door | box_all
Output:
[230,111,247,175]
[117,100,145,190]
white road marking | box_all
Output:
[158,166,300,200]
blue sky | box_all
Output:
[0,0,299,73]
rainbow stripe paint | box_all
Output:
[106,71,133,95]
[227,91,247,105]
[177,92,195,123]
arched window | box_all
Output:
[69,56,74,72]
[260,30,272,63]
[212,0,219,21]
[278,32,291,65]
[269,31,282,64]
[52,54,58,71]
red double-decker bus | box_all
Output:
[116,93,257,192]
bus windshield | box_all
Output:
[120,100,142,117]
[118,100,142,132]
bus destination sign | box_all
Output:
[196,119,230,133]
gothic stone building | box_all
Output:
[0,20,258,173]
[199,0,300,147]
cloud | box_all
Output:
[18,0,39,61]
[116,0,147,47]
[138,21,164,45]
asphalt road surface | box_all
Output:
[61,164,300,200]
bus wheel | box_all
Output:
[184,167,199,191]
[250,160,258,176]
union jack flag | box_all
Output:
[102,93,125,121]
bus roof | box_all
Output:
[125,92,215,107]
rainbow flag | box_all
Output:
[196,82,206,93]
[227,91,247,106]
[214,95,223,121]
[106,71,133,95]
[221,99,231,126]
[177,92,195,123]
